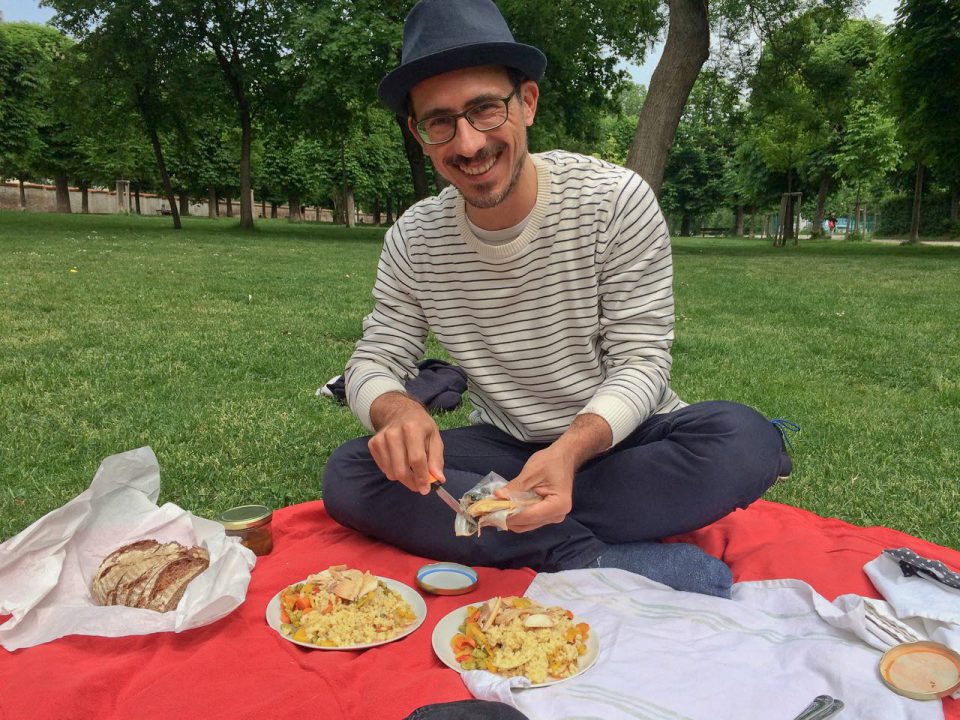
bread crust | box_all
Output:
[91,539,210,613]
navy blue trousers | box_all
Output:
[322,401,791,573]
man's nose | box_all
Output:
[450,117,487,157]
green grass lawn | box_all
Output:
[2,211,958,550]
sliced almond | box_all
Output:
[522,613,555,628]
[479,596,502,631]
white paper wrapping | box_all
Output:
[0,446,256,651]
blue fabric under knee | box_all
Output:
[593,541,733,598]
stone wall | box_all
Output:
[1,181,377,224]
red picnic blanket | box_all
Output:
[1,499,957,720]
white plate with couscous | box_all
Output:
[432,597,601,687]
[266,569,427,650]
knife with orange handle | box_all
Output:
[430,474,466,517]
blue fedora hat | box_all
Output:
[378,0,547,117]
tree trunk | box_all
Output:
[853,184,862,235]
[208,187,217,219]
[80,181,90,214]
[396,114,430,200]
[346,188,356,228]
[680,214,692,236]
[813,170,830,237]
[226,196,233,217]
[238,99,254,229]
[54,175,72,213]
[845,206,852,238]
[134,184,142,214]
[288,192,301,223]
[951,186,958,224]
[315,205,321,222]
[762,213,771,239]
[270,201,278,219]
[733,205,745,236]
[179,192,190,216]
[784,170,794,244]
[386,196,395,225]
[625,0,709,195]
[908,161,923,244]
[18,178,27,210]
[261,197,266,218]
[136,87,181,230]
[774,195,786,246]
[748,210,755,238]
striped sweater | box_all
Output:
[345,150,685,446]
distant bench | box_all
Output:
[699,227,727,237]
[156,207,172,216]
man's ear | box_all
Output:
[407,115,426,151]
[521,81,539,128]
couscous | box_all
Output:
[278,565,417,647]
[450,596,590,683]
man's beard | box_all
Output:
[447,143,528,210]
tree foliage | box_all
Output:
[0,23,70,187]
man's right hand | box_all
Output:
[368,391,445,495]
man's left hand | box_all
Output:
[496,412,613,532]
[497,447,576,532]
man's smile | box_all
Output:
[450,147,503,178]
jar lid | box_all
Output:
[217,504,273,531]
[416,562,478,595]
[879,641,960,700]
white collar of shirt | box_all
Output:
[465,205,535,246]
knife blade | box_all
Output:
[431,479,465,516]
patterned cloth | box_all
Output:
[884,547,960,590]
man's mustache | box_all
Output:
[446,144,505,168]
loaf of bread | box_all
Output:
[91,539,210,612]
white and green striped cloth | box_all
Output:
[464,568,944,720]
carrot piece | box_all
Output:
[295,594,312,611]
[451,634,476,652]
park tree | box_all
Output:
[833,99,901,236]
[45,0,197,228]
[290,0,422,204]
[798,18,889,234]
[726,131,783,237]
[887,0,960,242]
[594,83,647,166]
[626,0,708,195]
[624,0,861,197]
[745,10,890,243]
[257,125,327,223]
[24,29,80,213]
[351,106,420,225]
[500,0,660,154]
[659,70,736,235]
[184,1,299,230]
[0,22,64,209]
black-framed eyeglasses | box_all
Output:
[414,89,518,145]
